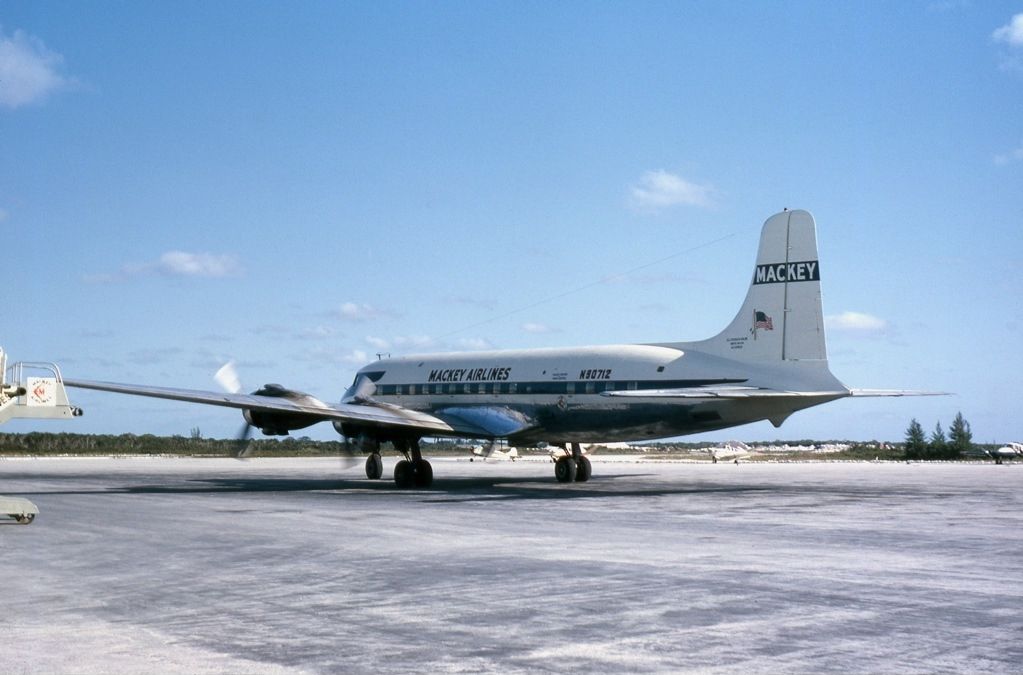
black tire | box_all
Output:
[394,460,415,488]
[413,459,433,488]
[14,514,35,525]
[575,455,591,482]
[365,453,383,480]
[554,456,577,483]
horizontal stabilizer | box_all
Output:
[601,387,849,399]
[847,389,950,397]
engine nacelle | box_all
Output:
[242,409,317,435]
[242,383,324,435]
[243,409,318,436]
[332,422,385,453]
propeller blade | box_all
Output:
[340,435,359,469]
[215,362,257,458]
[214,360,243,394]
[234,422,255,459]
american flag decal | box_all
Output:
[754,310,774,331]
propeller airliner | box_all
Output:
[67,209,935,488]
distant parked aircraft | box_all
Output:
[470,442,519,462]
[708,441,752,464]
[988,442,1023,464]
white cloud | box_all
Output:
[338,302,390,321]
[362,334,439,352]
[296,346,369,366]
[341,349,369,364]
[456,337,495,351]
[521,322,552,334]
[994,140,1023,165]
[629,170,715,211]
[153,251,241,278]
[365,336,391,350]
[0,28,73,108]
[993,13,1023,46]
[86,250,242,282]
[826,311,888,334]
[366,334,492,353]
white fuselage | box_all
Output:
[355,343,847,444]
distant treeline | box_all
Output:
[0,432,348,457]
[904,412,973,461]
[0,431,999,460]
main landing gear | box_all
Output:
[392,438,433,489]
[554,443,591,483]
[353,434,431,488]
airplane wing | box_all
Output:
[64,378,488,436]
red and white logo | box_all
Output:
[26,378,56,406]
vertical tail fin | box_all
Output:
[697,209,827,362]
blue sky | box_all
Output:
[2,2,1021,443]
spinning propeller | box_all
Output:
[214,361,256,458]
[213,360,360,467]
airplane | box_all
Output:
[707,441,752,464]
[469,441,519,462]
[985,442,1022,465]
[66,209,938,489]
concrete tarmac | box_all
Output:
[2,457,1021,674]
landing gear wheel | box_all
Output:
[394,460,415,489]
[413,459,433,488]
[14,514,35,525]
[554,456,577,483]
[575,455,592,482]
[365,453,383,480]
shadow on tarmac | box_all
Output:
[5,472,818,503]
